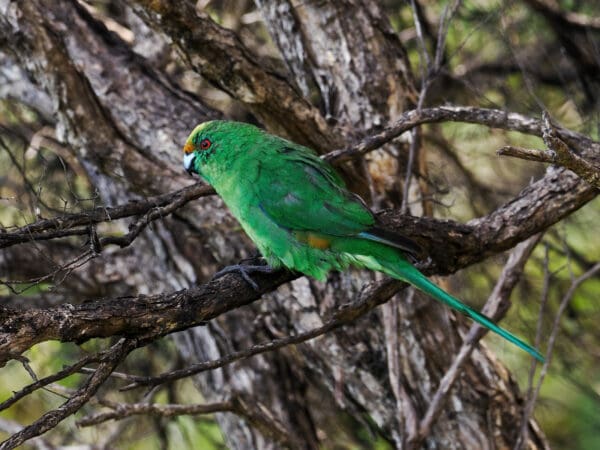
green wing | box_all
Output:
[255,142,375,236]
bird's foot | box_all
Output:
[213,263,275,291]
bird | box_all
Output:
[183,120,544,362]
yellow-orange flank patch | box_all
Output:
[307,234,331,250]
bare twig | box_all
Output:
[0,352,105,412]
[382,292,418,443]
[515,243,552,449]
[514,262,600,450]
[411,234,543,447]
[78,399,236,426]
[325,105,600,164]
[1,248,96,295]
[0,182,214,249]
[403,0,461,215]
[498,112,600,188]
[79,395,302,448]
[0,338,136,450]
[497,145,556,163]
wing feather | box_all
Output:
[255,143,374,235]
[255,140,421,258]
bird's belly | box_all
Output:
[232,207,349,281]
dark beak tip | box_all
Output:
[184,154,197,176]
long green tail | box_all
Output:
[336,237,545,362]
[349,246,545,362]
[399,265,545,362]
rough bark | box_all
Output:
[0,1,597,449]
[254,0,417,128]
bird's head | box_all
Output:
[183,121,219,176]
[183,120,260,179]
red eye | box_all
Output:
[200,138,211,150]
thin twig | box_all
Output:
[411,234,542,447]
[0,352,104,412]
[383,290,419,444]
[79,395,299,448]
[78,399,236,426]
[497,112,600,188]
[515,243,551,450]
[515,262,600,450]
[0,338,137,450]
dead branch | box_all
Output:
[412,234,543,448]
[326,105,600,164]
[120,278,402,391]
[514,261,600,450]
[77,396,298,449]
[497,112,600,188]
[0,338,136,450]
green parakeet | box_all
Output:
[183,120,544,362]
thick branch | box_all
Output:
[0,262,295,367]
[120,278,402,391]
[377,166,594,275]
[1,150,596,364]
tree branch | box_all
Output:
[412,234,543,448]
[0,338,136,450]
[514,261,600,450]
[77,396,298,449]
[0,183,213,249]
[78,399,237,426]
[498,112,600,188]
[0,350,105,413]
[120,278,403,391]
[326,105,600,164]
[0,261,295,367]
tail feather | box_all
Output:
[387,261,545,362]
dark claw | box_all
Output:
[213,263,275,291]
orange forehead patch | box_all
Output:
[183,142,194,154]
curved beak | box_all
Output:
[183,152,197,175]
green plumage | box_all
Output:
[183,120,544,362]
